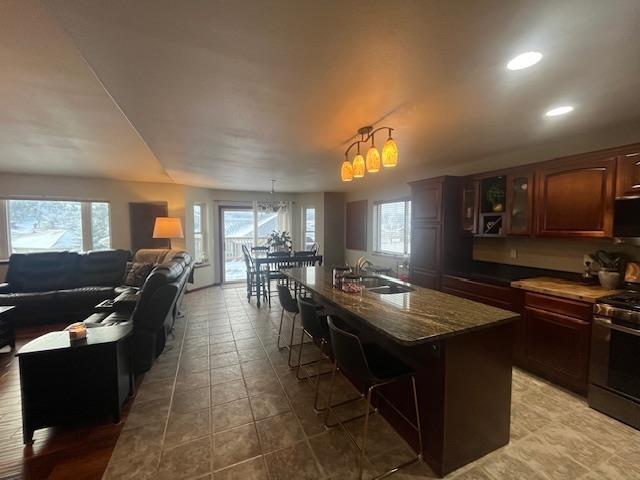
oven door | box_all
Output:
[590,315,640,401]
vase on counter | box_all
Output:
[598,269,621,289]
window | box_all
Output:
[3,199,111,254]
[374,199,411,256]
[303,207,316,250]
[193,203,208,264]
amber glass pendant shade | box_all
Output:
[341,160,354,181]
[382,137,398,167]
[352,154,365,178]
[366,146,380,173]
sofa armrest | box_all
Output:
[0,283,11,294]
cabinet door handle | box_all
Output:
[594,316,640,337]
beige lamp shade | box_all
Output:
[153,217,184,239]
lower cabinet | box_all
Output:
[521,293,591,394]
[440,280,592,394]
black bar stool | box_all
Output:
[295,297,335,411]
[276,285,319,368]
[325,316,423,480]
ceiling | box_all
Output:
[1,0,639,191]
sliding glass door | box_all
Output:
[220,207,254,283]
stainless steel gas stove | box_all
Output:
[589,262,640,429]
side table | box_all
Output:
[17,323,134,443]
[0,306,16,351]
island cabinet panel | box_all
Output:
[616,151,640,198]
[521,292,591,393]
[534,155,615,238]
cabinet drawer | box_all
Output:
[524,292,592,320]
[441,275,515,310]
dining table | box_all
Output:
[252,252,323,307]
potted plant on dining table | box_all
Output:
[267,231,292,253]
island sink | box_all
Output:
[360,275,415,293]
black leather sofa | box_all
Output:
[0,250,131,326]
[83,252,193,373]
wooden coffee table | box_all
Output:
[0,306,16,352]
[17,324,134,443]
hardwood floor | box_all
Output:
[0,323,134,480]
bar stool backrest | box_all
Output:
[327,316,373,383]
[277,284,298,313]
[298,297,328,339]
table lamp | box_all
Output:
[152,217,184,248]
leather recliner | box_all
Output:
[83,253,193,373]
[0,250,131,325]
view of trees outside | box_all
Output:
[8,199,111,253]
[91,202,111,250]
[378,201,411,255]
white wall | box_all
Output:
[0,173,329,289]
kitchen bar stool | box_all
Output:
[325,316,423,480]
[276,284,320,368]
[295,297,335,411]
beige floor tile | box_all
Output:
[210,351,240,368]
[164,408,211,447]
[214,456,269,479]
[211,364,243,386]
[172,386,211,414]
[110,421,165,464]
[264,440,322,480]
[157,436,211,480]
[211,379,248,406]
[176,370,210,391]
[212,423,261,470]
[250,392,291,420]
[256,412,305,453]
[125,397,171,430]
[211,398,254,432]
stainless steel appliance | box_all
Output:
[589,262,640,429]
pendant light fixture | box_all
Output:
[341,125,398,182]
[382,129,398,167]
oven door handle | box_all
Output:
[594,316,640,337]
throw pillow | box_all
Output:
[123,262,154,287]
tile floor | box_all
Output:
[103,286,640,480]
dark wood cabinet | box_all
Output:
[521,292,591,394]
[534,155,615,238]
[440,275,517,311]
[616,151,640,198]
[409,177,471,289]
[505,170,534,236]
[412,181,442,223]
[410,224,441,290]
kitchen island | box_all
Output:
[285,267,520,477]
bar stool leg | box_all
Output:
[323,363,338,428]
[359,386,374,480]
[412,376,423,458]
[287,313,300,368]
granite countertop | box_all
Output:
[510,277,622,303]
[285,267,519,346]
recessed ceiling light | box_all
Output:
[507,51,543,70]
[545,105,574,117]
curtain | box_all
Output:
[277,201,292,235]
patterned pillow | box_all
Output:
[123,262,154,287]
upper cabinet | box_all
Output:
[411,180,442,223]
[534,155,615,238]
[505,170,534,236]
[616,151,640,198]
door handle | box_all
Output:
[593,316,640,337]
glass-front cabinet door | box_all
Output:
[461,180,478,233]
[506,172,533,235]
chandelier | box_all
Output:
[341,125,398,182]
[257,180,288,213]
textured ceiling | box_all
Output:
[0,0,171,183]
[1,0,639,191]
